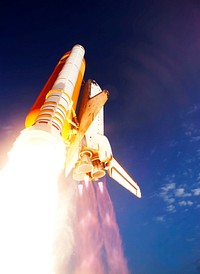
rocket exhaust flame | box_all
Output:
[0,133,129,274]
[78,182,84,196]
[73,180,104,274]
[98,181,104,193]
[53,176,78,274]
[84,175,90,188]
[0,128,66,274]
[71,179,129,274]
[96,181,129,274]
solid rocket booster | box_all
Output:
[25,45,85,143]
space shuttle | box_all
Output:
[25,44,141,198]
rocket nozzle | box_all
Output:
[91,158,106,180]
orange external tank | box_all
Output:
[25,45,86,144]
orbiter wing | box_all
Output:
[107,157,141,198]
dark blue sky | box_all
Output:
[1,0,200,273]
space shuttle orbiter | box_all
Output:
[25,44,141,198]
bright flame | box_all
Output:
[78,183,83,196]
[98,181,104,193]
[84,175,90,188]
[0,127,130,274]
[0,127,66,274]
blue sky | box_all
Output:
[1,0,200,273]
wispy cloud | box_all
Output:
[161,182,176,192]
[186,238,195,242]
[158,181,199,215]
[174,188,192,197]
[166,205,176,213]
[159,182,177,210]
[155,216,165,222]
[174,188,184,197]
[159,182,176,199]
[192,188,200,196]
[155,105,200,221]
[187,104,200,115]
[191,136,200,142]
[179,200,193,206]
[183,108,200,144]
[163,197,175,204]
